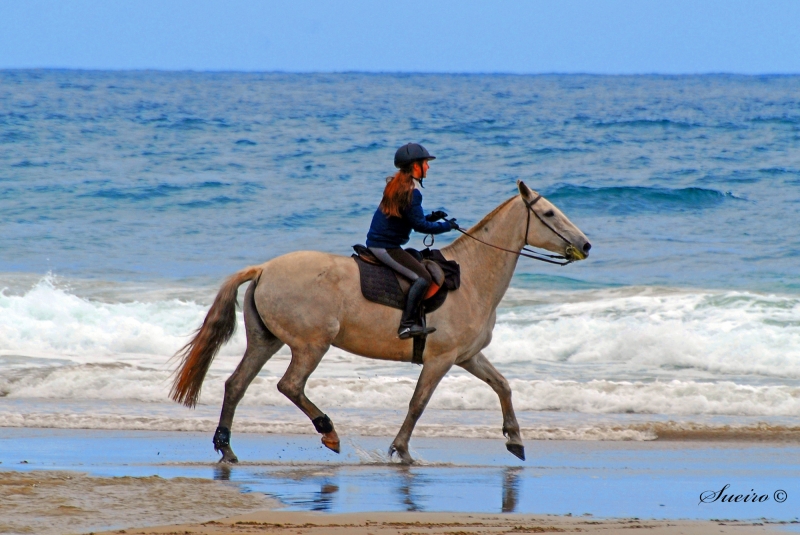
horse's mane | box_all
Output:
[451,195,517,245]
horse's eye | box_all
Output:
[544,210,555,217]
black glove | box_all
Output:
[425,210,448,222]
[447,218,459,230]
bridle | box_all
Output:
[452,194,579,266]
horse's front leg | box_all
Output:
[459,351,524,460]
[390,351,456,464]
[278,343,340,453]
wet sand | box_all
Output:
[1,471,791,535]
[1,428,799,534]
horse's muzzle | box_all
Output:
[565,243,590,261]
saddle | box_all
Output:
[351,245,461,364]
[352,245,460,312]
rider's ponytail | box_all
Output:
[379,168,415,218]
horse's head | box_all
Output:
[517,180,591,262]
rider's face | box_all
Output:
[412,160,430,179]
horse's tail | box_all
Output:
[170,265,263,408]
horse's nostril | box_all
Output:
[583,242,592,253]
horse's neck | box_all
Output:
[444,197,525,313]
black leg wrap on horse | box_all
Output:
[213,426,231,451]
[312,414,334,434]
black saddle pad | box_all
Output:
[352,255,450,313]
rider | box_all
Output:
[367,143,458,339]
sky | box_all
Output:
[1,0,799,74]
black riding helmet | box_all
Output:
[394,143,436,168]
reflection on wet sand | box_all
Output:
[242,465,520,513]
[312,483,339,511]
[214,465,231,481]
[395,465,421,511]
[502,467,522,513]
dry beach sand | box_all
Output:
[93,510,790,535]
[0,470,276,535]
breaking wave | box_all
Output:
[2,276,799,437]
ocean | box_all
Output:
[1,70,799,449]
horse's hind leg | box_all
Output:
[459,351,525,460]
[215,281,284,463]
[277,343,340,453]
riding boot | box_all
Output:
[398,278,436,339]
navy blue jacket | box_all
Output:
[366,188,452,248]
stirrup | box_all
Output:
[398,325,436,340]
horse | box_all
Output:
[170,180,591,464]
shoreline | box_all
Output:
[4,400,800,443]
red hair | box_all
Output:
[379,169,415,218]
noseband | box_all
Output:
[453,195,576,266]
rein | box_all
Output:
[453,195,575,266]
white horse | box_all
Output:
[171,181,590,463]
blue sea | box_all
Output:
[1,71,799,445]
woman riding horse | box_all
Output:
[170,166,591,463]
[366,143,458,339]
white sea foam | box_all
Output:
[0,276,247,366]
[3,363,800,419]
[489,287,800,381]
[0,410,659,440]
[5,406,800,442]
[2,277,799,423]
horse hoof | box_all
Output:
[218,453,239,464]
[506,443,525,461]
[389,444,414,464]
[322,435,340,454]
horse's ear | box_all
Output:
[517,180,537,199]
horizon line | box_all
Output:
[3,67,800,77]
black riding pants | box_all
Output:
[368,247,431,284]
